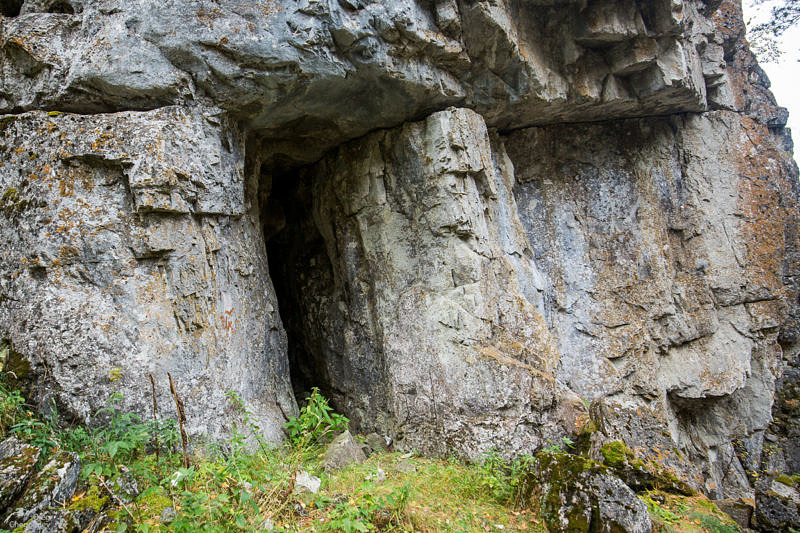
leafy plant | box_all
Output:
[62,392,179,479]
[748,0,800,62]
[478,449,537,505]
[320,484,410,532]
[0,383,24,436]
[541,437,575,454]
[641,495,681,524]
[11,415,59,455]
[284,387,349,448]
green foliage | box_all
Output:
[0,383,25,437]
[478,449,537,506]
[642,492,742,533]
[748,0,800,62]
[641,495,681,524]
[284,388,349,448]
[688,511,739,533]
[319,484,410,532]
[0,384,544,531]
[10,413,59,456]
[61,392,179,479]
[541,437,575,454]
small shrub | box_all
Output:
[541,436,575,454]
[284,387,349,448]
[62,392,179,479]
[478,449,537,506]
[0,384,25,436]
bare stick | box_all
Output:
[148,374,159,461]
[99,477,134,519]
[168,372,190,468]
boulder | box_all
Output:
[0,437,41,512]
[598,440,695,496]
[323,431,367,472]
[3,451,81,530]
[364,433,390,454]
[12,508,79,533]
[529,453,652,533]
[715,498,755,531]
[294,470,321,495]
[754,472,800,532]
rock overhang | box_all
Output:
[0,0,733,167]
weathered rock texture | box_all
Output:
[0,0,797,500]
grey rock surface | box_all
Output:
[532,453,653,533]
[715,498,754,531]
[0,437,40,511]
[0,0,797,505]
[159,507,176,524]
[506,109,797,497]
[294,469,321,495]
[13,508,80,533]
[0,107,295,442]
[364,433,389,454]
[754,472,800,531]
[323,430,366,471]
[0,0,730,168]
[271,106,587,457]
[2,451,80,529]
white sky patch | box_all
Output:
[743,0,800,147]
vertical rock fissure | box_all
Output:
[261,167,339,411]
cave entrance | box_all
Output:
[261,166,336,409]
[0,0,23,17]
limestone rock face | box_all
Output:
[0,0,797,501]
[0,107,295,441]
[270,107,584,457]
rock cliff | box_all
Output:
[0,0,797,499]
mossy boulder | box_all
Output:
[0,438,40,512]
[754,471,800,531]
[2,451,80,530]
[66,484,111,531]
[599,441,695,496]
[11,508,80,533]
[0,341,33,397]
[527,452,652,533]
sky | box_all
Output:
[743,1,800,146]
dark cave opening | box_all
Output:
[261,167,338,409]
[47,1,74,14]
[0,0,23,17]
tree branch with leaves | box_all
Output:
[748,0,800,62]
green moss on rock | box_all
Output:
[600,441,631,469]
[0,340,33,394]
[598,440,695,496]
[68,485,108,513]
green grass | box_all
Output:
[643,492,742,533]
[0,380,745,533]
[0,383,548,532]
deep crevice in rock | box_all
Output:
[261,166,339,410]
[46,1,74,13]
[0,0,22,17]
